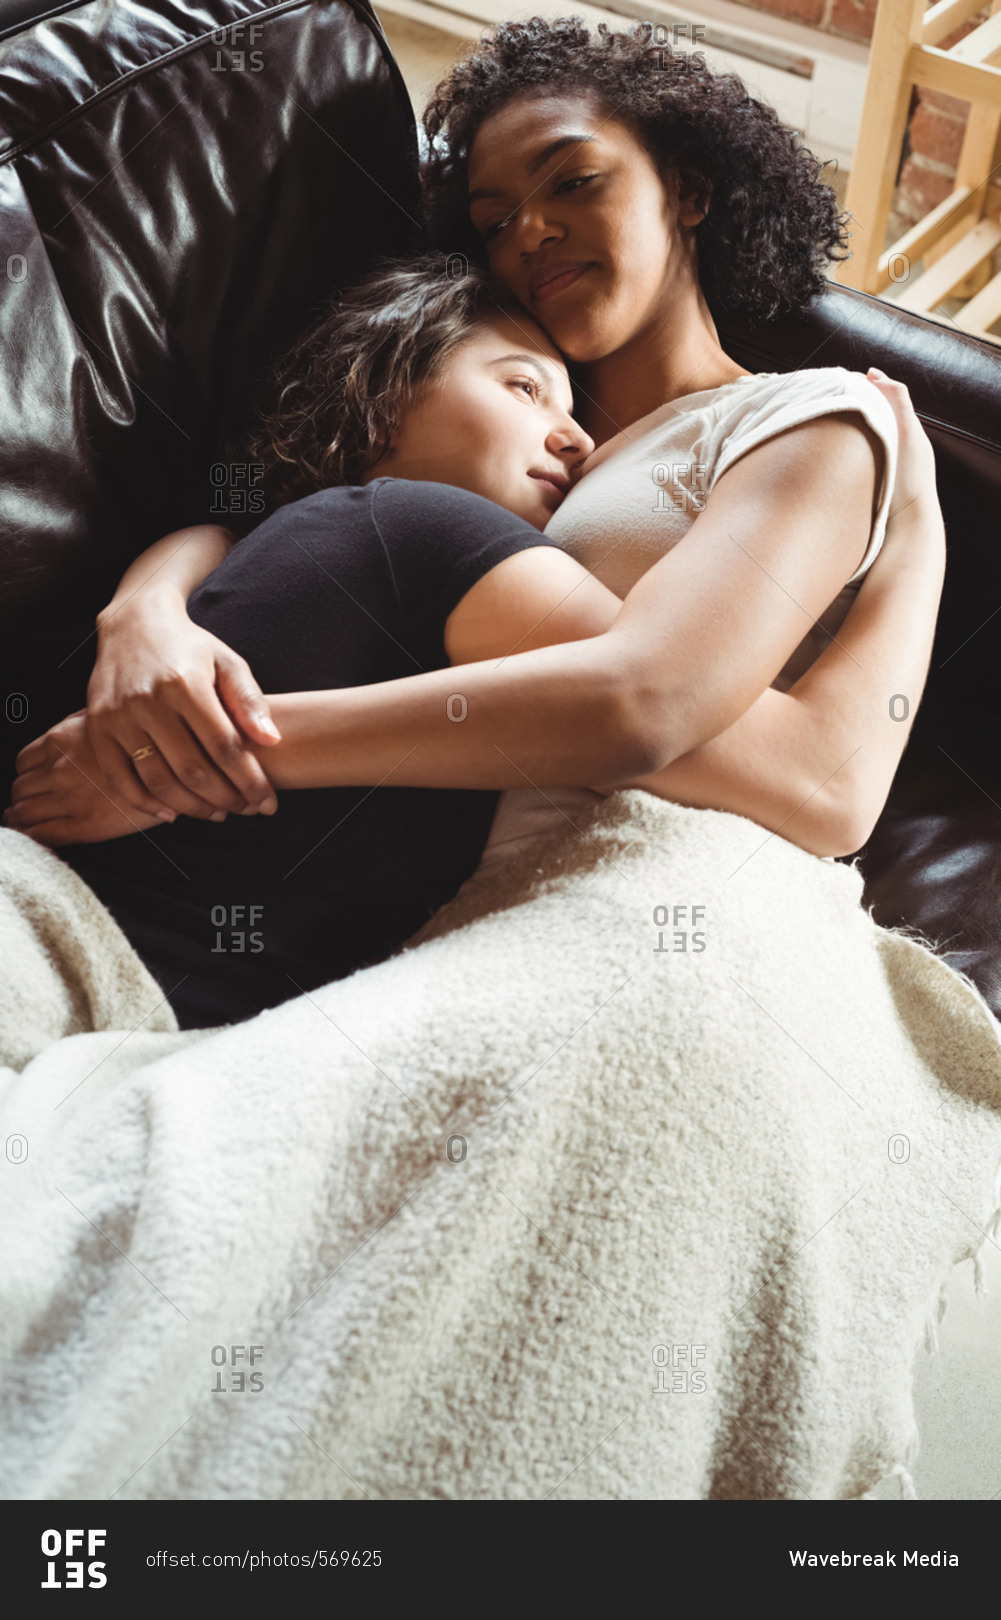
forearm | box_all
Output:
[779,504,944,845]
[624,504,945,855]
[613,689,840,854]
[96,524,237,628]
[257,632,655,791]
[248,525,918,804]
[241,421,916,799]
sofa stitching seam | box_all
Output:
[0,0,379,166]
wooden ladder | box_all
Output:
[833,0,1001,344]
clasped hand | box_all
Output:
[4,604,281,847]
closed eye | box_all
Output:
[483,214,514,242]
[554,173,598,195]
[480,173,600,240]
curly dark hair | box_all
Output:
[244,251,524,507]
[421,16,850,326]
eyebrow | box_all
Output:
[468,134,597,206]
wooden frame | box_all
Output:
[833,0,1001,344]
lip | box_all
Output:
[529,470,571,503]
[524,473,563,502]
[528,260,593,304]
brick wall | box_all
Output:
[731,0,877,43]
[732,1,1001,231]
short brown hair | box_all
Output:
[246,251,524,507]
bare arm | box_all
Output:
[245,414,881,793]
[253,381,941,860]
[619,502,943,856]
[256,401,938,858]
[97,524,235,615]
[623,373,942,855]
[445,429,944,861]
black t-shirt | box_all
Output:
[65,479,555,1028]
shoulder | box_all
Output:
[370,479,557,569]
[235,483,373,547]
[268,484,373,520]
[239,480,513,531]
[368,478,528,524]
[727,366,896,435]
[714,366,895,477]
[723,365,888,413]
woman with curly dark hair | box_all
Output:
[421,16,847,331]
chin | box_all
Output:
[538,305,618,367]
[541,322,609,368]
[553,300,638,366]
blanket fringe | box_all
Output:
[891,1463,918,1500]
[869,904,1001,1313]
[974,1249,986,1298]
[966,1160,1001,1300]
[922,1279,950,1355]
[859,1458,920,1500]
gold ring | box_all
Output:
[131,744,159,762]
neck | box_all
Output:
[576,283,750,450]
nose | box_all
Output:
[547,415,595,466]
[504,197,562,259]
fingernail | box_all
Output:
[209,810,227,823]
[868,366,886,379]
[259,718,281,741]
[261,797,278,815]
[239,804,258,816]
[155,809,176,823]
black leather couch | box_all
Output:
[2,0,1001,1013]
[0,0,419,744]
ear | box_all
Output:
[365,423,397,472]
[677,168,711,226]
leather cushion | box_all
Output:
[0,0,419,782]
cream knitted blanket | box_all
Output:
[1,796,999,1500]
